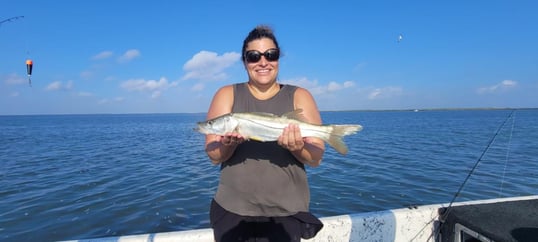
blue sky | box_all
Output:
[1,1,537,115]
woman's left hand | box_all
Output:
[278,124,305,152]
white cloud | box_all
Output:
[4,73,26,85]
[282,77,405,106]
[46,82,61,91]
[327,81,355,91]
[182,51,240,81]
[281,77,355,95]
[10,92,20,97]
[327,82,342,91]
[281,77,406,110]
[477,80,518,94]
[353,62,367,73]
[367,86,403,100]
[191,83,205,91]
[92,51,114,60]
[80,70,93,79]
[282,77,319,89]
[343,81,355,88]
[117,49,141,63]
[45,81,73,91]
[120,77,178,99]
[281,77,324,95]
[151,91,162,99]
[98,97,124,105]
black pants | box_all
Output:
[210,199,323,242]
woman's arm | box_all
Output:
[204,85,244,164]
[278,87,325,167]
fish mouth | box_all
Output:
[194,123,210,134]
[193,123,203,132]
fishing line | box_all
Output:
[498,111,515,196]
[22,16,34,86]
[410,109,516,242]
[441,109,515,216]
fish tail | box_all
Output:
[326,125,363,155]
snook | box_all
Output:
[196,109,362,155]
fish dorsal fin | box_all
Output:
[282,109,306,122]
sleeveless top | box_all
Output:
[214,82,310,217]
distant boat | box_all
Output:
[414,109,419,112]
[65,195,538,242]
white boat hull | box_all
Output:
[63,195,538,242]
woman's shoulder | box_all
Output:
[292,86,319,116]
[208,84,237,119]
[217,84,234,92]
[215,83,241,95]
[292,86,314,98]
[211,82,246,104]
[217,82,247,93]
[281,84,310,93]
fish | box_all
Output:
[196,109,363,155]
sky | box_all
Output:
[1,1,537,115]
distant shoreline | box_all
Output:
[1,107,537,116]
[322,107,537,112]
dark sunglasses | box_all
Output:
[244,48,280,63]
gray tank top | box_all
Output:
[214,82,310,216]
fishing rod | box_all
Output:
[438,109,515,220]
[0,16,24,27]
[1,16,33,86]
[410,109,516,241]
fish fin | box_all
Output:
[332,124,363,136]
[326,125,363,155]
[249,136,264,142]
[281,109,306,122]
[327,135,349,155]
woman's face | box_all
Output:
[244,38,279,86]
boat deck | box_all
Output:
[440,198,538,242]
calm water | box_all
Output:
[1,109,537,241]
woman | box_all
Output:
[204,25,325,242]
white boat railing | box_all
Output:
[63,195,538,242]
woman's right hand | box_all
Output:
[218,132,245,146]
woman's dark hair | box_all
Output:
[241,25,280,63]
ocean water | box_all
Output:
[1,109,537,241]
